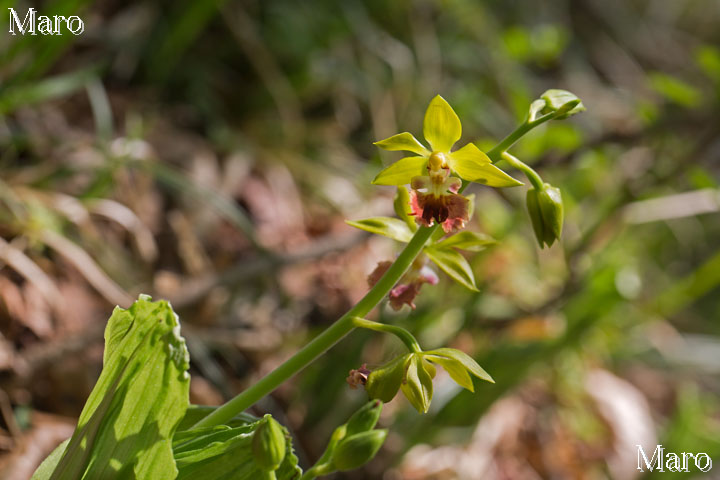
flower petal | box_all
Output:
[400,355,433,413]
[374,132,430,156]
[372,156,427,186]
[410,176,430,191]
[423,95,461,153]
[448,145,523,187]
[442,194,470,233]
[423,347,494,383]
[389,283,420,310]
[447,143,490,168]
[425,355,474,392]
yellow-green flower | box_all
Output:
[373,95,523,188]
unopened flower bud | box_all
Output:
[331,429,388,471]
[365,354,410,402]
[345,400,383,436]
[540,89,585,120]
[252,414,287,472]
[527,183,564,248]
[400,354,434,413]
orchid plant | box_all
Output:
[32,90,584,480]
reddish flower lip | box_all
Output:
[410,189,469,233]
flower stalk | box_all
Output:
[192,91,583,430]
[352,317,421,353]
[501,152,544,190]
[191,224,439,429]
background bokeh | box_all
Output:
[1,0,719,478]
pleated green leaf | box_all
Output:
[424,348,494,384]
[435,231,496,252]
[424,247,479,292]
[33,295,191,480]
[346,217,414,243]
[172,417,301,480]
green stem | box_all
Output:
[501,152,544,190]
[486,113,555,163]
[191,224,439,429]
[352,317,422,353]
[299,464,332,480]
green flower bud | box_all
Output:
[252,414,287,472]
[366,354,410,403]
[400,354,434,413]
[540,89,585,119]
[526,183,564,248]
[345,400,383,436]
[331,429,388,471]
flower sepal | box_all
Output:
[373,95,522,188]
[363,348,493,413]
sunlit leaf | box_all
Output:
[424,247,479,291]
[435,231,496,252]
[345,217,413,243]
[173,418,301,480]
[33,295,190,480]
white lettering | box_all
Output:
[37,15,53,35]
[8,7,35,35]
[66,16,84,35]
[637,444,664,472]
[53,15,67,35]
[8,8,83,35]
[681,452,693,472]
[665,452,680,472]
[695,453,712,472]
